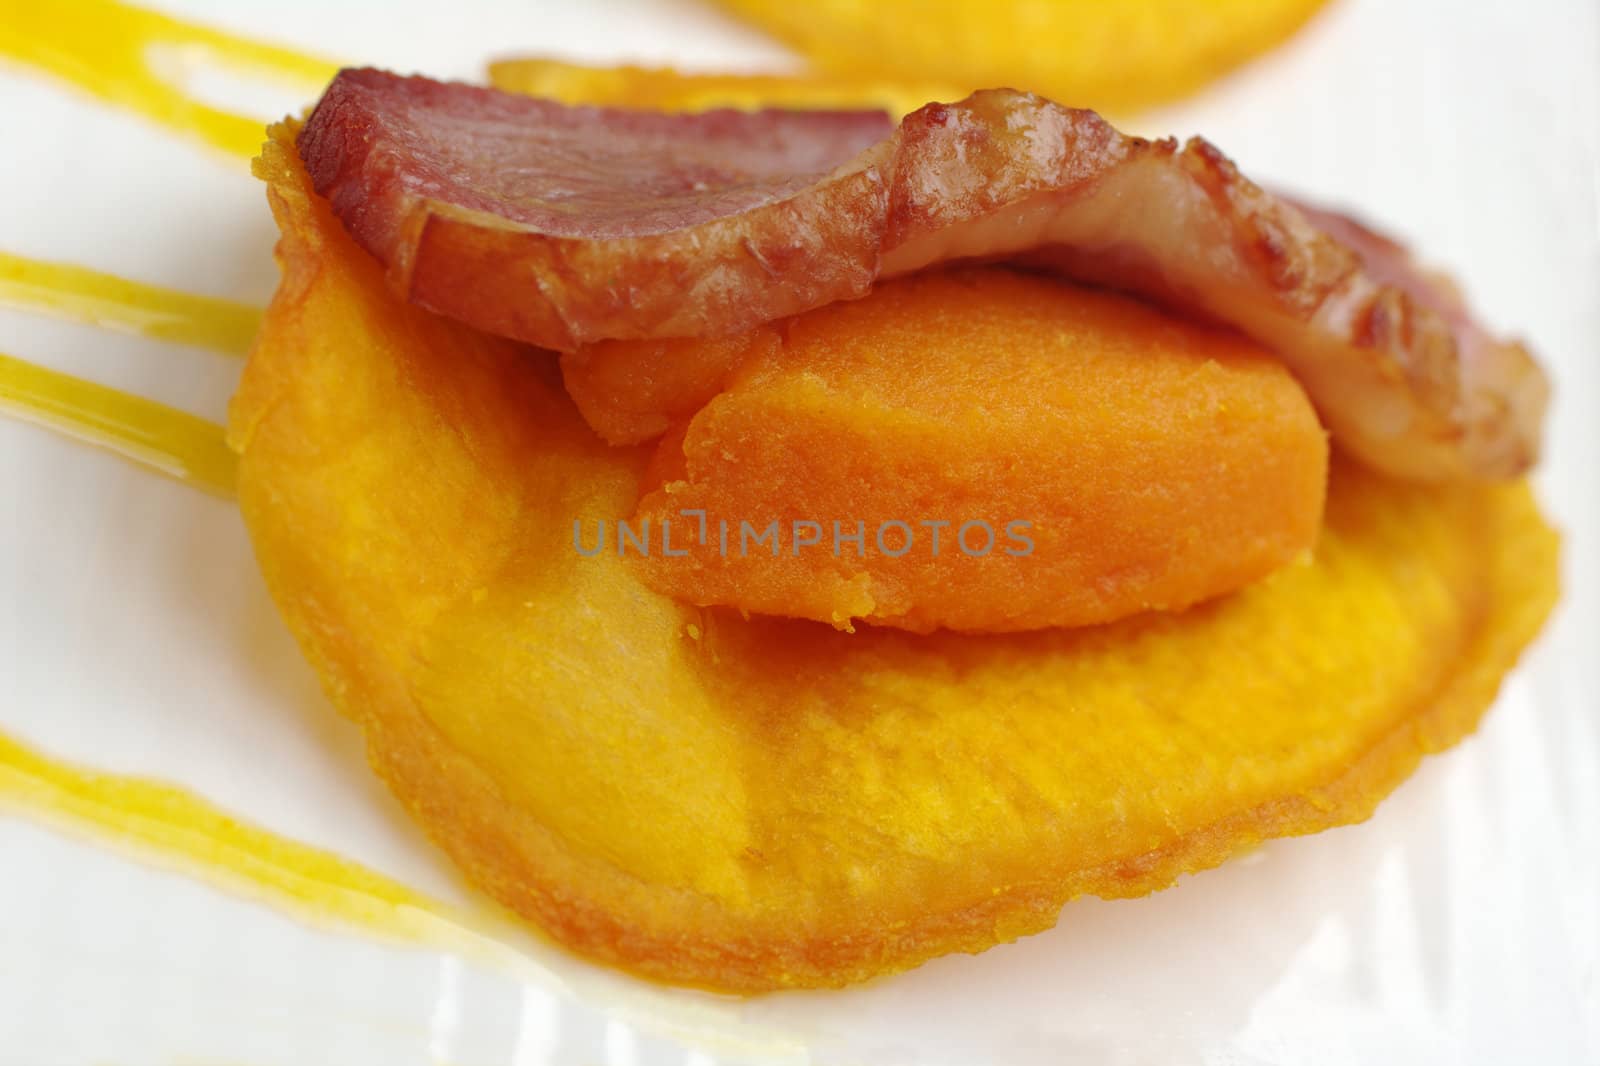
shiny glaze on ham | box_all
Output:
[299,69,1546,481]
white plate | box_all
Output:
[1,1,1596,1063]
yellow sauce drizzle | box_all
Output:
[0,7,738,1008]
[0,0,339,159]
[0,729,812,1056]
[0,351,236,495]
[0,251,262,355]
[0,729,493,952]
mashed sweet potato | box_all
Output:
[605,268,1329,632]
[231,123,1558,991]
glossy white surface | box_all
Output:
[1,1,1596,1063]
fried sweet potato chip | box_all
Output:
[708,0,1330,113]
[488,57,958,119]
[233,124,1558,991]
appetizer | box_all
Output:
[229,67,1558,991]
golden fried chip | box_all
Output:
[488,57,959,118]
[707,0,1332,113]
[231,124,1558,991]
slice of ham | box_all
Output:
[296,69,893,356]
[298,68,1546,481]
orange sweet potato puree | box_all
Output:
[562,327,779,446]
[594,269,1329,632]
